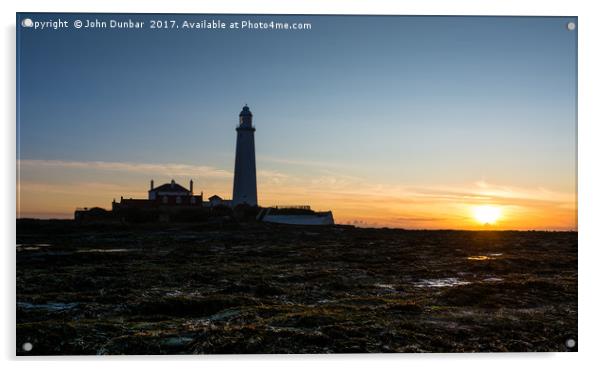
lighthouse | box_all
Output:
[232,105,258,206]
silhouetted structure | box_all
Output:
[232,105,258,206]
[75,180,207,223]
[73,106,335,225]
[113,179,203,210]
[257,206,334,225]
[208,194,231,207]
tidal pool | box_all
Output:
[17,302,78,312]
[413,278,471,288]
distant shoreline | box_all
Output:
[15,218,577,233]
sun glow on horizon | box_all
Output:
[472,205,502,225]
[16,159,576,230]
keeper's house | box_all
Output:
[74,179,205,222]
[111,179,203,210]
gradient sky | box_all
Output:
[17,14,577,230]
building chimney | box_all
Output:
[150,179,154,190]
[190,179,193,194]
[171,179,175,189]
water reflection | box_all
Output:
[467,255,492,261]
[413,278,470,288]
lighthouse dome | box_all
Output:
[239,105,253,117]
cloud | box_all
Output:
[257,155,353,170]
[257,169,290,185]
[394,216,448,222]
[18,181,134,195]
[18,159,233,178]
[16,159,576,229]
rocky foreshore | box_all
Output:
[16,220,577,354]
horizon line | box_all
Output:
[15,217,577,233]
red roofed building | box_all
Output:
[112,179,203,211]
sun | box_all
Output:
[472,205,502,225]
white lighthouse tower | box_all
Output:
[232,105,258,206]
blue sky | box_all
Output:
[16,14,577,228]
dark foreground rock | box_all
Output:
[16,221,577,355]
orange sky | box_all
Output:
[17,159,576,230]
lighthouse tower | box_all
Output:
[232,105,258,206]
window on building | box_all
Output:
[176,196,181,204]
[162,196,168,204]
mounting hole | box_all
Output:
[565,338,576,349]
[567,22,576,31]
[22,342,33,352]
